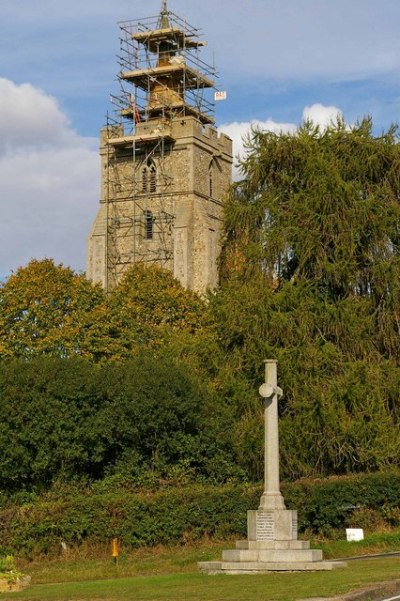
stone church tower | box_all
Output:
[87,1,232,293]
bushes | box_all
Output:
[0,356,238,492]
[283,471,400,534]
[1,472,400,557]
[0,485,257,556]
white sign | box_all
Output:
[346,528,364,541]
[214,91,227,101]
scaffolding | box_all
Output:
[102,5,217,290]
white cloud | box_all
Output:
[0,79,84,156]
[220,104,345,179]
[302,104,343,128]
[220,118,297,179]
[0,79,98,278]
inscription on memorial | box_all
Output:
[256,512,274,540]
[292,513,298,539]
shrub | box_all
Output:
[0,355,238,492]
[1,471,400,557]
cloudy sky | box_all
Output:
[1,0,399,278]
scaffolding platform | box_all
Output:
[107,132,174,147]
[120,64,214,90]
[132,27,207,51]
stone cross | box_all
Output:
[258,359,285,511]
[198,357,348,572]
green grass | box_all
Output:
[15,540,232,585]
[1,558,400,601]
[1,532,400,601]
[15,532,400,585]
[313,530,400,559]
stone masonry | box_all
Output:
[87,3,233,294]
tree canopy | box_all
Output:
[0,260,210,362]
[1,119,400,491]
[109,263,210,353]
[214,118,400,478]
[0,259,108,360]
[224,118,400,303]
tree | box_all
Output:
[0,259,113,360]
[212,118,400,478]
[224,118,400,303]
[0,355,238,492]
[109,263,211,353]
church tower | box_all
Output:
[87,1,233,293]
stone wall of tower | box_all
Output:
[169,117,232,292]
[87,116,232,294]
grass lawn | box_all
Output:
[1,533,399,601]
[0,558,400,601]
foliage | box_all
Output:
[1,472,400,557]
[108,263,211,353]
[0,259,112,361]
[0,555,16,574]
[1,119,400,489]
[212,119,400,478]
[0,261,213,364]
[0,555,22,585]
[224,118,400,303]
[0,356,238,492]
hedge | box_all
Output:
[1,471,399,557]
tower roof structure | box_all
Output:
[158,0,170,29]
[113,5,216,128]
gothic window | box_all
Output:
[209,157,221,198]
[144,210,154,240]
[209,168,213,198]
[150,165,157,193]
[141,160,157,193]
[142,167,148,193]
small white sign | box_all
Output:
[214,90,227,101]
[346,528,364,541]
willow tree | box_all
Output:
[214,118,400,478]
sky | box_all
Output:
[1,0,400,278]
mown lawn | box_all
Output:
[14,531,400,585]
[1,533,400,601]
[1,558,400,601]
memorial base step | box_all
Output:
[235,539,310,550]
[222,548,323,563]
[198,559,347,574]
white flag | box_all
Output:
[214,91,227,101]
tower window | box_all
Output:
[142,167,148,193]
[141,161,157,193]
[150,165,157,193]
[209,157,221,198]
[144,210,154,240]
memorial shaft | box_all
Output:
[260,360,285,510]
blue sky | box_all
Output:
[1,0,400,278]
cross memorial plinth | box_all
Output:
[198,360,347,574]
